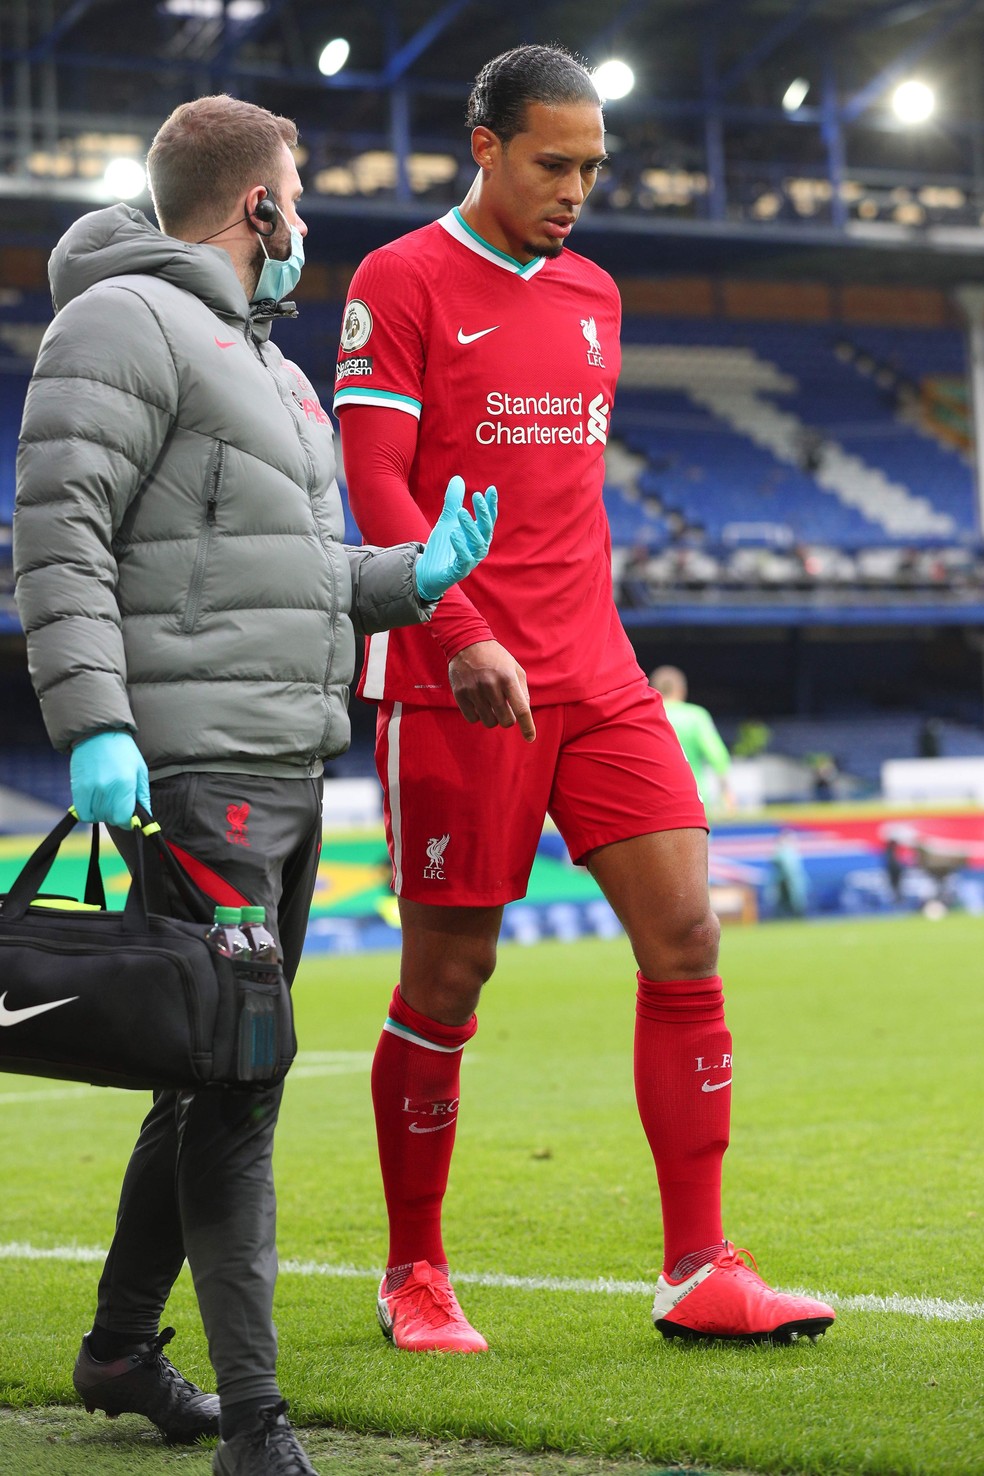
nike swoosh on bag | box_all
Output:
[457,326,499,344]
[0,992,79,1027]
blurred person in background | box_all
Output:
[650,665,733,812]
[771,831,810,918]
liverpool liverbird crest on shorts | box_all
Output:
[424,833,450,880]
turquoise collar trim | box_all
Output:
[451,207,544,276]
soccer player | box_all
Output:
[649,665,733,810]
[333,44,835,1352]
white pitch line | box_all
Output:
[0,1053,480,1106]
[0,1072,371,1104]
[0,1053,378,1105]
[0,1086,103,1105]
[0,1244,980,1322]
[789,1289,984,1322]
[0,1243,107,1264]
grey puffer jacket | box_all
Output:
[14,204,432,776]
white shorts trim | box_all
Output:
[386,700,404,895]
[363,631,389,700]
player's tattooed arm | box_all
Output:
[448,641,536,742]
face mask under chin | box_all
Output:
[251,208,305,303]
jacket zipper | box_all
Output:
[182,442,226,634]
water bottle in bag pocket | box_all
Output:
[235,906,280,1082]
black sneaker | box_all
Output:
[73,1326,219,1444]
[213,1401,318,1475]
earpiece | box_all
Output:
[248,191,278,234]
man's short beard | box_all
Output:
[527,238,565,260]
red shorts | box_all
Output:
[374,676,707,907]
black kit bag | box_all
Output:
[0,807,295,1091]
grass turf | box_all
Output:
[0,1406,742,1476]
[1,916,981,1476]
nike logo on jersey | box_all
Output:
[701,1078,732,1093]
[457,326,499,344]
[0,991,79,1027]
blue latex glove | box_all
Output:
[70,731,151,828]
[415,476,497,602]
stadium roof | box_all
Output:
[4,0,984,280]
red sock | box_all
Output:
[371,985,477,1275]
[634,973,731,1276]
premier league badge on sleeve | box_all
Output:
[341,299,373,352]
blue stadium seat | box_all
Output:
[609,317,977,551]
[2,298,979,605]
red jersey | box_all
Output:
[333,208,639,706]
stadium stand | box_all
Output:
[718,714,984,794]
[0,744,70,809]
[0,387,22,519]
[1,284,981,807]
[0,290,979,568]
[609,317,978,555]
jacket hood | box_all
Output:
[48,203,250,320]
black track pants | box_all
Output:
[93,773,323,1408]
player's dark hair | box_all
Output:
[466,45,600,146]
[147,94,298,236]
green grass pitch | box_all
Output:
[1,915,981,1476]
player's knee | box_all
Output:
[692,909,721,973]
[413,940,496,1023]
[662,908,720,977]
[440,938,497,994]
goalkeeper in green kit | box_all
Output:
[650,666,732,811]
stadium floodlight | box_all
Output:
[318,37,350,77]
[782,78,810,113]
[892,78,935,124]
[592,59,635,102]
[104,158,147,200]
[162,0,266,15]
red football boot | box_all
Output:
[653,1242,836,1343]
[377,1261,488,1353]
